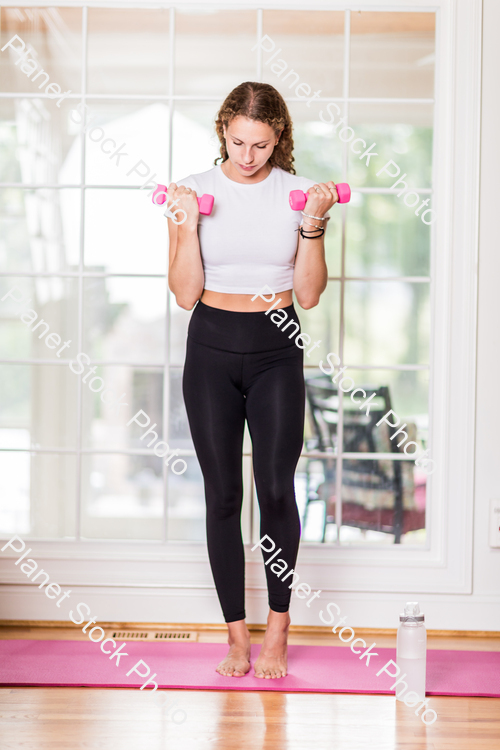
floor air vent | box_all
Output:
[111,630,197,641]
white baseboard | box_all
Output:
[1,584,499,632]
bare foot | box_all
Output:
[216,619,251,678]
[254,610,290,679]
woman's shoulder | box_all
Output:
[272,167,318,191]
[175,165,218,191]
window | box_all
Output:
[0,6,445,552]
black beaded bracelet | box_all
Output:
[299,226,325,239]
[299,229,324,239]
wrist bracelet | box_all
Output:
[303,220,324,230]
[302,211,328,222]
[299,226,325,239]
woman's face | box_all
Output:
[223,116,280,177]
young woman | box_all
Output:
[167,82,338,679]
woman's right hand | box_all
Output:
[166,183,199,230]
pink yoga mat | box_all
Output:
[0,640,498,697]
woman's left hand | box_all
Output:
[303,181,338,216]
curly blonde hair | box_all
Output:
[214,82,295,174]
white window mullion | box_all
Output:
[162,6,177,544]
[75,5,88,542]
[256,8,263,81]
[333,8,352,543]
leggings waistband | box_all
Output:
[187,300,302,354]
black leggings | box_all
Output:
[182,300,305,622]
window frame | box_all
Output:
[0,0,481,601]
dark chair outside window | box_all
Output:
[303,374,426,543]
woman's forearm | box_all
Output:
[166,183,204,310]
[169,225,205,310]
[293,235,328,309]
[292,181,337,309]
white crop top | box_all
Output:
[175,165,330,295]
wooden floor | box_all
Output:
[1,624,499,750]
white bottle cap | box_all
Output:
[400,601,425,622]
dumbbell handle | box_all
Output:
[152,184,214,215]
[289,183,351,211]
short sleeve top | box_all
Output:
[175,164,330,294]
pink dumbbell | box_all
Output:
[152,184,214,215]
[289,183,351,211]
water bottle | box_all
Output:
[396,602,427,701]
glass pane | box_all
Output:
[350,12,435,98]
[304,373,339,455]
[289,103,343,277]
[296,280,340,363]
[339,459,426,546]
[0,363,78,450]
[0,7,82,94]
[1,98,82,185]
[299,455,338,543]
[0,451,77,538]
[290,103,343,188]
[344,281,429,365]
[324,211,342,279]
[175,10,257,96]
[83,277,166,364]
[0,275,79,360]
[167,454,205,542]
[82,101,170,187]
[81,365,163,450]
[81,453,164,540]
[169,367,192,452]
[84,189,168,274]
[262,11,344,99]
[348,102,433,188]
[87,8,169,95]
[170,297,192,367]
[345,195,431,277]
[172,104,221,184]
[343,368,429,452]
[0,187,80,273]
